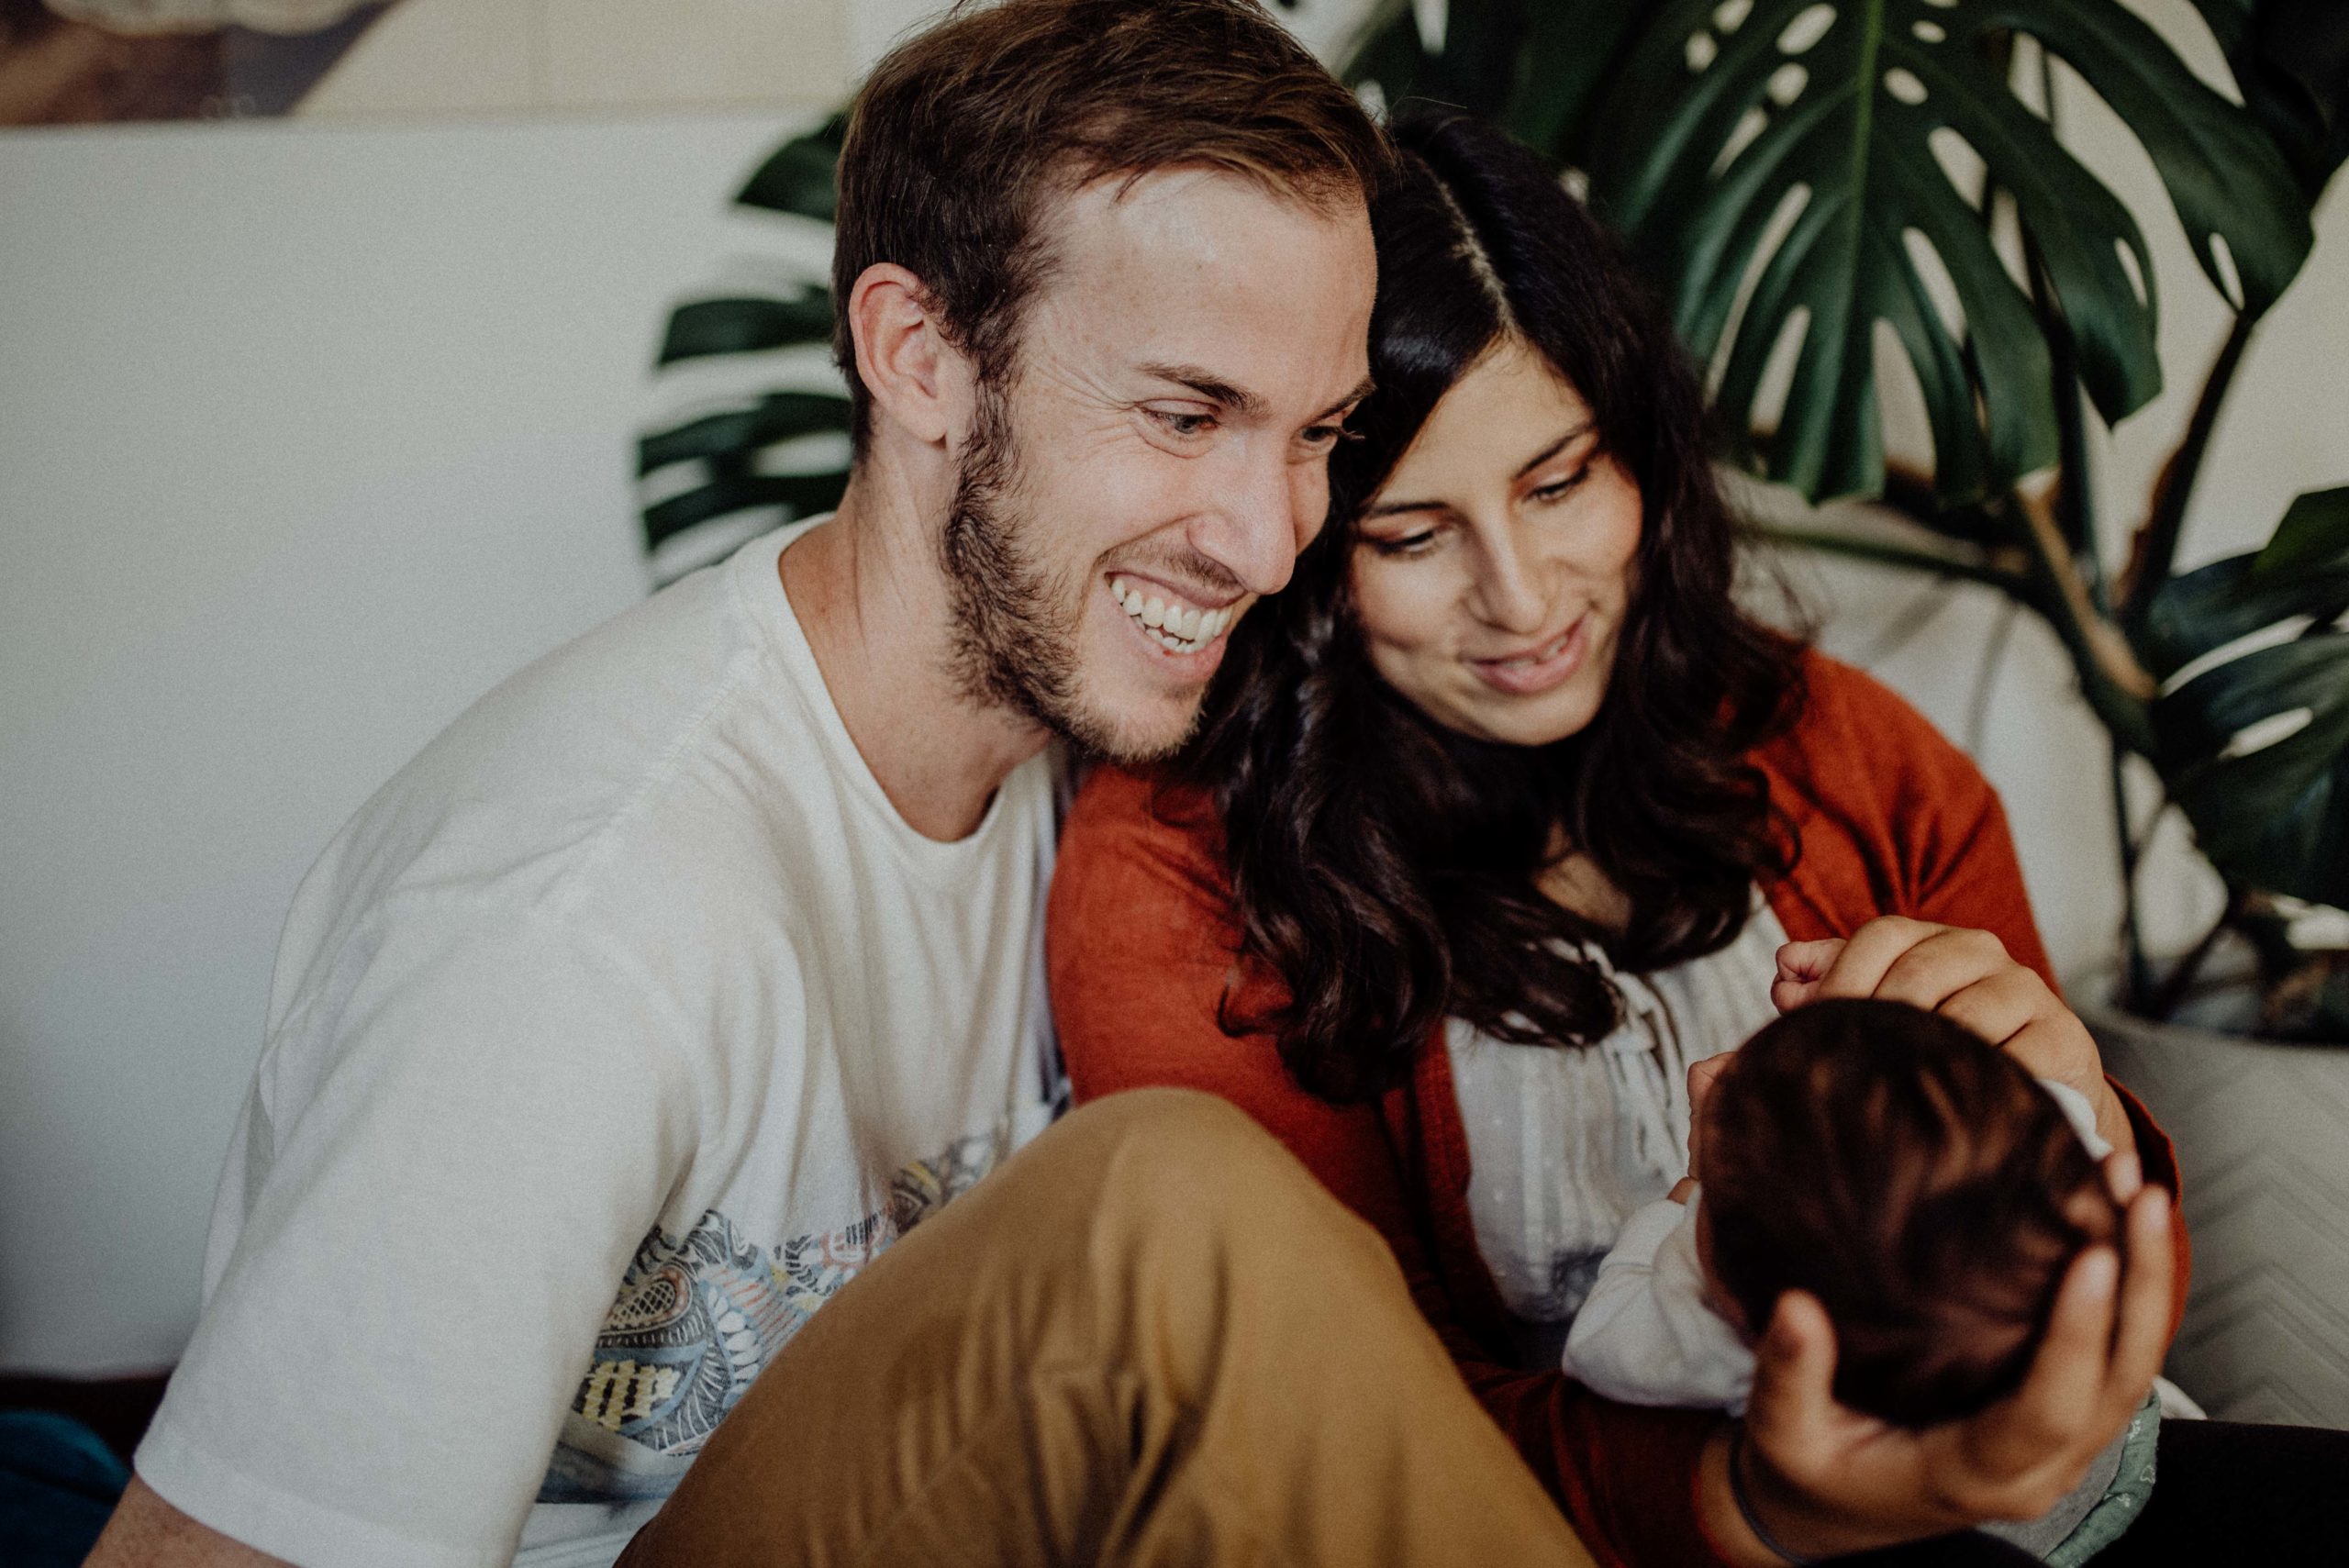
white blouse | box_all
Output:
[1445,899,1787,1359]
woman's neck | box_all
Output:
[1538,845,1632,934]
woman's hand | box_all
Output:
[1774,918,2133,1159]
[1698,1173,2174,1563]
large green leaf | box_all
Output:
[2189,0,2349,199]
[737,115,846,222]
[641,120,850,573]
[1582,0,2311,506]
[2155,629,2349,905]
[2141,486,2349,676]
[2143,487,2349,903]
[1341,0,1649,161]
[656,295,835,367]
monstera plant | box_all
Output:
[639,0,2349,1036]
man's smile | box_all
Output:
[1110,573,1249,656]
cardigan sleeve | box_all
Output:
[1049,768,1738,1568]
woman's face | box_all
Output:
[1348,339,1643,748]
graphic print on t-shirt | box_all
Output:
[537,1125,1009,1503]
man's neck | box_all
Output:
[781,473,1050,841]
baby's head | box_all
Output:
[1697,997,2121,1428]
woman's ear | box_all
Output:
[843,261,974,450]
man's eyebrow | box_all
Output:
[1139,362,1267,419]
[1316,375,1377,423]
[1513,420,1598,480]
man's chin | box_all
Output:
[1049,688,1206,765]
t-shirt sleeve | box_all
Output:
[135,904,707,1568]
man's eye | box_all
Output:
[1302,423,1363,450]
[1151,409,1216,439]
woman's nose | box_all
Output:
[1469,530,1553,635]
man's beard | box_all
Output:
[940,378,1199,762]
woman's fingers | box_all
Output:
[1983,1244,2123,1480]
[2102,1184,2176,1427]
[1747,1296,1888,1502]
[1809,918,1944,1000]
[1744,1291,1845,1485]
[2103,1150,2143,1205]
[1865,928,2016,1015]
[1931,971,2046,1054]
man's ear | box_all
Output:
[844,262,971,449]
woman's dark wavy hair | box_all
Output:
[1178,107,1807,1104]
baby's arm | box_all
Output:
[1560,1193,1755,1411]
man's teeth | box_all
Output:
[1111,576,1234,652]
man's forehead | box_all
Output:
[1026,166,1375,402]
[1041,163,1364,269]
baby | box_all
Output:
[1561,972,2160,1561]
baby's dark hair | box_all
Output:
[1700,998,2121,1428]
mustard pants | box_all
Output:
[618,1088,1594,1567]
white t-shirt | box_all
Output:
[136,517,1064,1568]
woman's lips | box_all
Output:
[1469,616,1589,696]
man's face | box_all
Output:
[941,167,1376,762]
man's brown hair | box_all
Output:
[830,0,1386,453]
[1700,998,2123,1428]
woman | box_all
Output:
[1049,111,2341,1564]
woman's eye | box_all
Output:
[1367,529,1440,558]
[1150,409,1216,439]
[1531,467,1592,505]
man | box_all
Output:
[89,3,1596,1565]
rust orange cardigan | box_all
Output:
[1048,652,2188,1568]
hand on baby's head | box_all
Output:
[1699,996,2124,1429]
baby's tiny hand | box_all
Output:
[1685,1052,1733,1176]
[1773,937,1844,1013]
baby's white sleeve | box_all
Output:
[2036,1078,2113,1159]
[1561,1191,1756,1414]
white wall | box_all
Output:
[0,109,809,1372]
[1,0,2341,1373]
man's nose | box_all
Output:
[1193,441,1313,597]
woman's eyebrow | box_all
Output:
[1362,496,1443,519]
[1514,420,1597,480]
[1363,420,1600,519]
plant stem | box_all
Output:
[1965,600,2021,755]
[1751,521,2030,595]
[2118,311,2260,632]
[2143,887,2245,1023]
[2110,749,2154,1010]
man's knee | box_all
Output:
[1052,1089,1392,1278]
[1056,1089,1305,1207]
